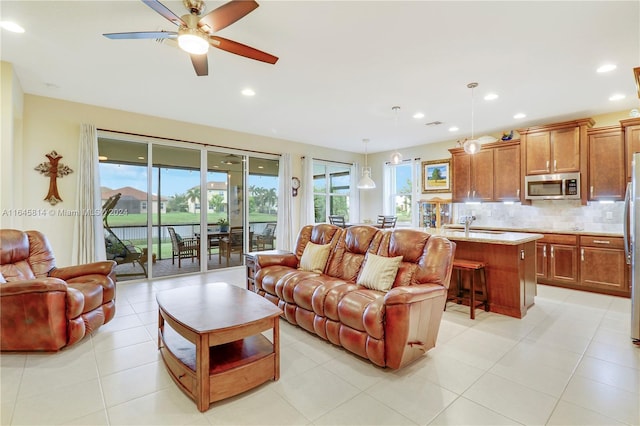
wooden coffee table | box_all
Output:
[156,282,282,412]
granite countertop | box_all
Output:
[421,227,543,245]
[442,224,623,238]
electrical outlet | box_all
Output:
[606,211,613,220]
[486,210,492,217]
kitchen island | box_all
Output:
[422,228,543,319]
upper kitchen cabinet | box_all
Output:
[449,140,520,202]
[621,117,640,182]
[587,126,625,201]
[494,141,521,201]
[519,118,594,175]
[450,145,494,202]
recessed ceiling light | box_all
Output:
[597,64,617,73]
[137,156,145,160]
[0,21,25,33]
[258,165,264,169]
[484,93,499,101]
[98,155,108,161]
[514,113,526,119]
[609,93,626,101]
[413,112,425,119]
[241,88,255,96]
[448,126,459,132]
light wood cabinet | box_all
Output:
[579,236,628,296]
[587,126,625,201]
[494,142,521,201]
[621,117,640,182]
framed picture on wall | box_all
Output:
[422,159,451,193]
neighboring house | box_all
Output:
[102,186,167,214]
[186,181,228,214]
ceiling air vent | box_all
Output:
[425,121,443,127]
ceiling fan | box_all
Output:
[103,0,278,76]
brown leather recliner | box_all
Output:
[254,224,456,369]
[0,229,117,351]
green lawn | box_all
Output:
[107,211,277,226]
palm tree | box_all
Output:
[185,187,200,213]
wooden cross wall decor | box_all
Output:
[34,150,73,205]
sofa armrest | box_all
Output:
[383,283,445,305]
[49,261,116,280]
[0,278,68,297]
[255,252,298,269]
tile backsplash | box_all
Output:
[453,200,624,234]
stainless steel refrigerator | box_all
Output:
[625,152,640,344]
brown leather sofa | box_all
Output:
[254,224,456,369]
[0,229,117,351]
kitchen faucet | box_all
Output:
[460,215,476,234]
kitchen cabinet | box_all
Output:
[579,236,629,296]
[536,234,578,286]
[587,126,625,201]
[494,142,521,201]
[450,148,494,202]
[621,117,640,182]
[450,140,527,203]
[419,198,451,228]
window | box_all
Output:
[384,160,420,226]
[313,161,352,223]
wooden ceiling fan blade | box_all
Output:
[198,0,259,33]
[190,54,209,76]
[141,0,185,26]
[209,36,278,64]
[103,31,177,40]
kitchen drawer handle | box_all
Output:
[590,186,594,198]
[550,246,554,258]
[593,240,610,244]
[543,246,547,257]
[546,160,549,170]
[581,248,584,261]
[554,159,557,170]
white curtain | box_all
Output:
[300,156,315,226]
[73,124,106,264]
[350,162,361,223]
[276,153,294,250]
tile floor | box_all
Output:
[1,268,638,426]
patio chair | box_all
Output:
[329,215,346,228]
[255,223,276,250]
[219,226,244,265]
[167,227,199,268]
[102,193,147,277]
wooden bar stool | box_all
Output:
[447,259,489,319]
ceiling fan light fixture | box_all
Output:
[178,27,209,54]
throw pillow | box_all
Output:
[357,253,403,292]
[299,242,331,273]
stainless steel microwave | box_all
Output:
[524,172,581,200]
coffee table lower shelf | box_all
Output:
[159,322,277,411]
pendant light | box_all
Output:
[357,138,376,189]
[463,82,481,155]
[390,106,403,164]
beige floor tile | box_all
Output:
[415,355,485,395]
[92,325,153,352]
[272,365,360,421]
[365,368,458,424]
[584,338,640,370]
[561,374,640,425]
[11,378,105,425]
[574,355,640,394]
[64,409,109,425]
[314,393,416,425]
[206,386,309,425]
[98,312,145,333]
[429,396,521,425]
[462,373,558,425]
[319,351,388,391]
[95,340,160,376]
[106,386,205,425]
[547,400,626,425]
[100,361,172,407]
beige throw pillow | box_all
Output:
[299,242,331,273]
[357,253,403,292]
